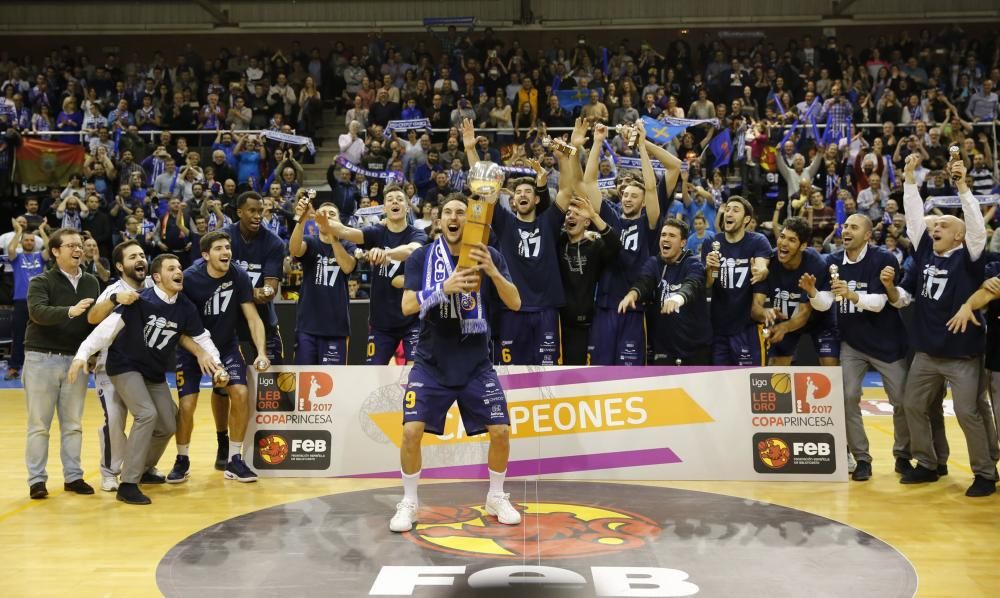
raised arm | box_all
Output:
[461,118,479,167]
[580,121,606,211]
[952,159,985,260]
[634,120,660,229]
[902,153,926,248]
[288,196,312,258]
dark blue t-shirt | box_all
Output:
[596,202,657,309]
[106,288,205,382]
[826,247,908,363]
[297,236,355,337]
[225,223,285,328]
[701,231,772,335]
[765,248,836,332]
[404,245,510,387]
[12,252,45,301]
[181,260,253,347]
[490,206,566,310]
[361,224,428,330]
[640,252,712,357]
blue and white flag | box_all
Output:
[261,129,316,155]
[383,118,431,138]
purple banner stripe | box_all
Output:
[346,447,682,479]
[497,365,738,391]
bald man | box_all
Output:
[893,154,999,497]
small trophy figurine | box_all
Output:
[541,135,578,157]
[615,123,639,149]
[711,241,722,271]
[213,368,230,386]
[829,264,841,301]
[948,145,962,182]
[458,161,505,290]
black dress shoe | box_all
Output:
[900,464,940,484]
[64,479,95,495]
[965,476,997,498]
[139,470,166,485]
[937,464,949,476]
[116,483,151,505]
[851,460,873,481]
[894,457,914,474]
[29,482,48,499]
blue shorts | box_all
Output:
[403,366,509,436]
[712,323,765,366]
[366,323,420,364]
[495,308,561,366]
[769,325,841,359]
[295,331,347,365]
[587,307,646,366]
[176,342,246,397]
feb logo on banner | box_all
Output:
[253,429,332,470]
[752,433,836,474]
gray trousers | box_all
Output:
[841,342,910,463]
[109,372,177,485]
[904,353,999,479]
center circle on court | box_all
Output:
[156,481,917,597]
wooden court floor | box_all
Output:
[1,387,998,598]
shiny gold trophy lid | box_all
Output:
[458,161,505,284]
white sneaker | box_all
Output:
[101,474,119,492]
[848,453,857,473]
[485,492,521,525]
[389,499,418,532]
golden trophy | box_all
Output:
[457,161,504,289]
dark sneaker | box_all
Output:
[937,464,949,476]
[139,469,166,485]
[224,455,258,483]
[116,483,151,505]
[851,460,872,481]
[29,482,48,499]
[215,433,229,471]
[166,455,190,484]
[965,476,997,498]
[900,465,940,484]
[64,479,95,495]
[894,457,914,474]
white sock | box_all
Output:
[177,444,190,456]
[402,470,420,504]
[228,442,242,461]
[488,469,506,495]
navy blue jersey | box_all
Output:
[904,231,985,357]
[596,202,657,309]
[297,236,356,337]
[641,253,712,357]
[826,247,908,362]
[225,223,285,328]
[983,257,1000,371]
[491,206,566,310]
[765,248,836,332]
[404,245,510,387]
[106,288,205,382]
[361,224,428,329]
[181,260,254,347]
[701,231,772,335]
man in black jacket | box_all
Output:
[24,228,100,499]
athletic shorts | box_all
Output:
[367,323,420,364]
[711,323,765,366]
[495,308,561,366]
[403,365,509,436]
[587,307,646,366]
[295,331,347,365]
[769,325,841,359]
[176,342,246,397]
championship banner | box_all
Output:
[15,138,85,186]
[247,366,847,482]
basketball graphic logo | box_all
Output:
[757,437,791,469]
[770,373,791,394]
[276,372,297,393]
[258,434,289,465]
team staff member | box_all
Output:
[24,228,100,500]
[168,231,271,484]
[618,218,710,365]
[391,194,522,533]
[216,192,285,469]
[69,254,223,505]
[895,156,998,497]
[702,197,771,366]
[324,184,427,364]
[289,200,357,364]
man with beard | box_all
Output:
[69,254,223,505]
[325,185,427,364]
[618,218,710,365]
[701,196,771,366]
[218,192,286,468]
[755,216,840,368]
[167,231,270,484]
[391,194,521,532]
[462,118,565,366]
